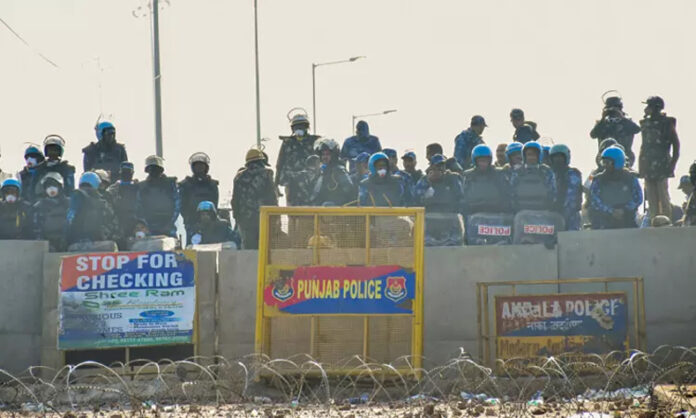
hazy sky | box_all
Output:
[2,0,694,206]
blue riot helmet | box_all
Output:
[95,121,115,141]
[1,178,21,193]
[197,200,216,212]
[79,172,101,189]
[522,141,542,163]
[471,144,493,162]
[368,152,389,176]
[505,142,523,159]
[601,146,626,170]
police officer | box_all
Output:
[401,150,423,193]
[0,179,31,239]
[67,172,117,244]
[494,143,508,168]
[179,152,219,243]
[462,145,512,217]
[548,144,583,230]
[32,172,70,251]
[311,138,354,206]
[106,162,139,245]
[510,108,540,143]
[382,148,400,173]
[414,154,465,246]
[590,96,640,167]
[285,155,321,206]
[510,142,556,212]
[350,152,371,189]
[638,96,680,220]
[589,147,643,229]
[340,120,382,172]
[454,115,486,170]
[18,144,45,203]
[136,155,180,238]
[82,121,128,182]
[189,201,240,247]
[232,148,278,249]
[425,143,444,162]
[502,142,524,173]
[359,152,406,207]
[276,111,320,203]
[35,135,76,196]
[683,161,696,227]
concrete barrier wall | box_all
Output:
[0,241,48,373]
[2,227,691,372]
[557,228,696,350]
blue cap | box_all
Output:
[120,161,134,170]
[429,154,447,166]
[354,152,370,163]
[471,115,487,127]
[383,148,397,158]
[24,145,42,157]
[401,150,416,160]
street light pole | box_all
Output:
[351,109,398,132]
[152,0,163,157]
[311,56,365,132]
[312,63,317,132]
[253,0,261,149]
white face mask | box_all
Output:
[26,157,38,167]
[135,231,146,239]
[5,195,17,203]
[377,169,387,177]
[46,186,59,197]
[293,129,305,137]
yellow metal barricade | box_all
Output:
[255,206,425,375]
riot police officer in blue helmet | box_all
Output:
[589,146,643,229]
[509,141,556,212]
[462,144,512,217]
[359,152,406,207]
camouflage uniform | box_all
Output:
[551,166,583,230]
[275,134,320,201]
[106,180,140,243]
[285,168,320,206]
[639,113,680,218]
[454,128,484,170]
[232,160,278,249]
[67,188,119,244]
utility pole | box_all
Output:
[253,0,261,148]
[152,0,163,157]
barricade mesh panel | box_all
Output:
[260,208,423,372]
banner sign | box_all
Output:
[59,252,196,350]
[264,265,415,315]
[495,292,628,359]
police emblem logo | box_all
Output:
[272,277,294,302]
[385,276,407,302]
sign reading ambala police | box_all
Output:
[495,292,628,359]
[58,252,196,350]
